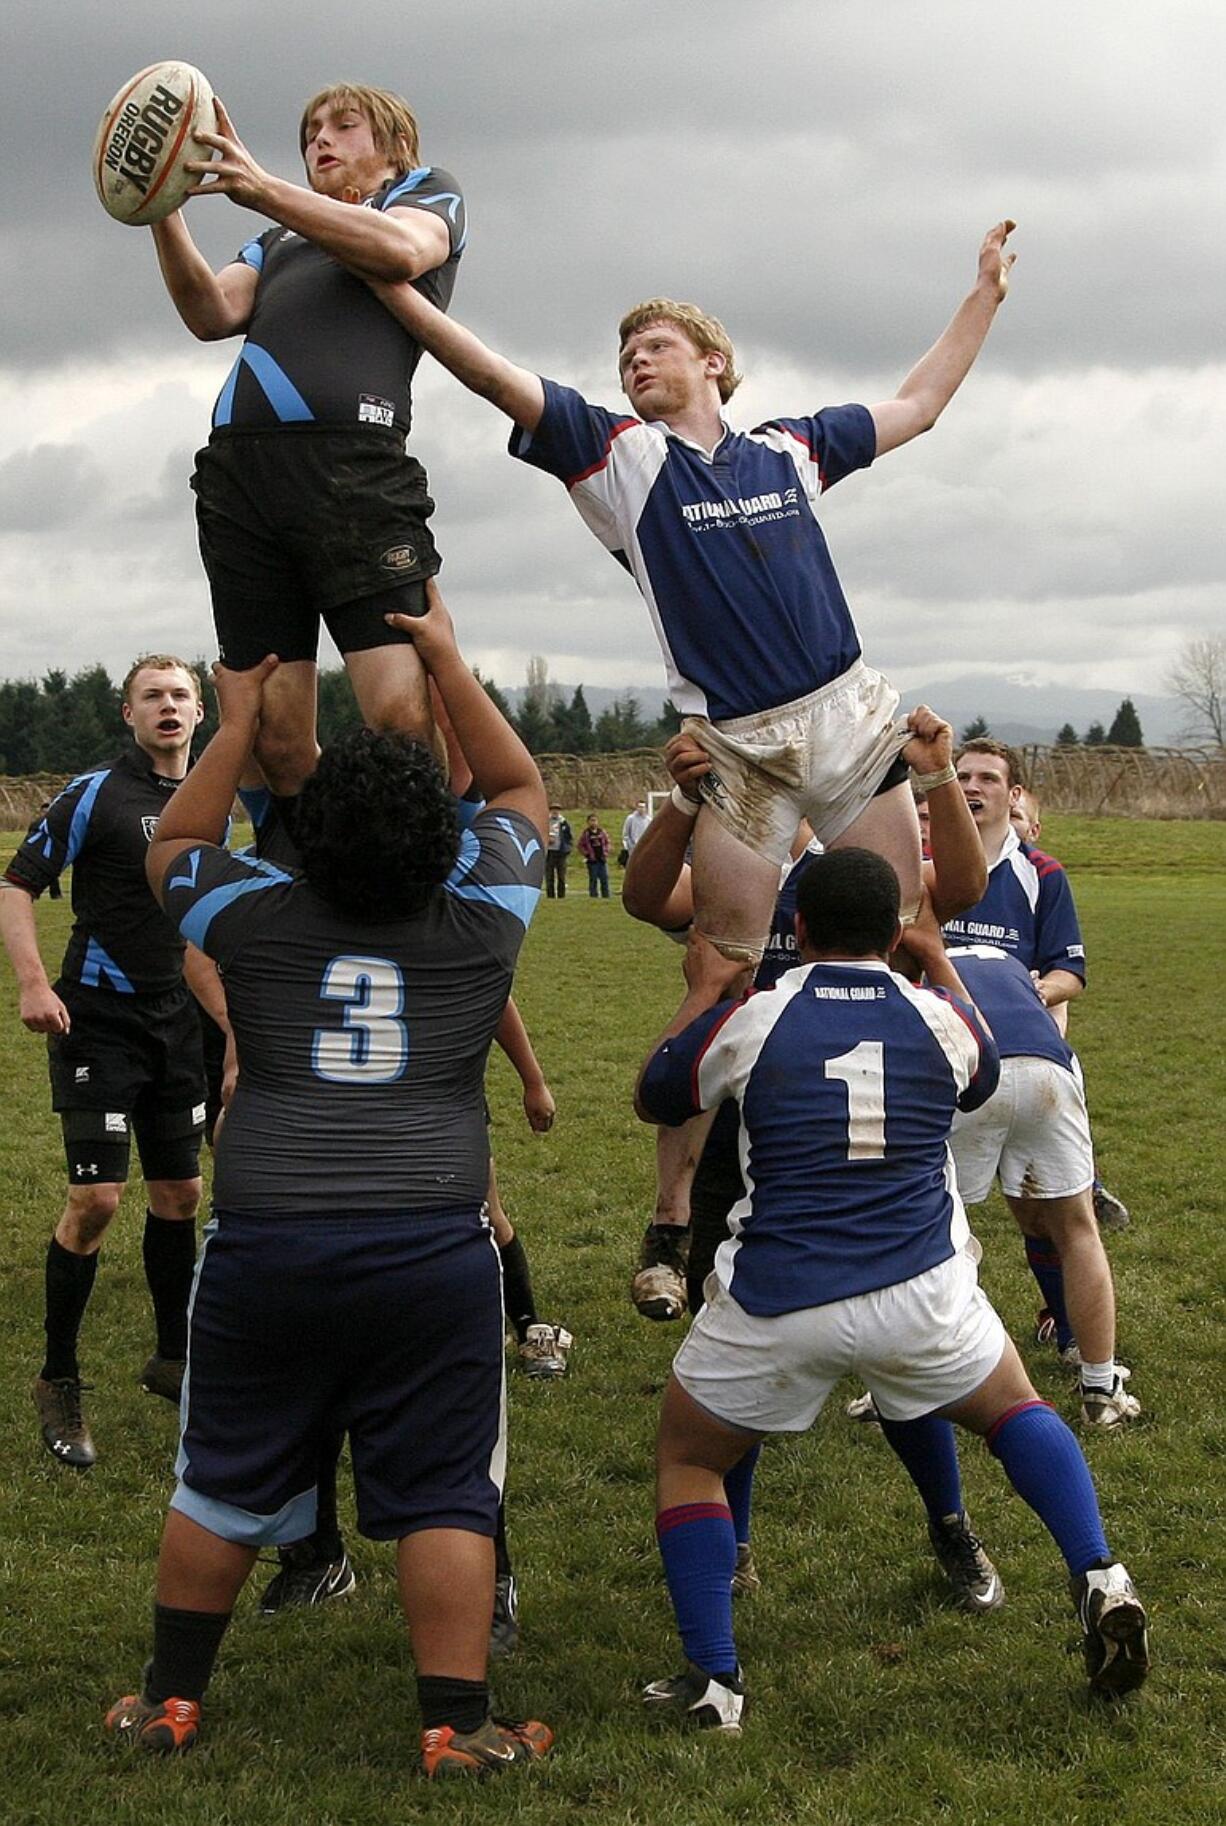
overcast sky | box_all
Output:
[2,0,1222,706]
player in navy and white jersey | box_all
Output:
[369,222,1016,972]
[633,849,1149,1726]
[941,739,1086,1002]
[1,657,210,1470]
[105,597,553,1778]
[946,946,1140,1429]
[149,82,465,796]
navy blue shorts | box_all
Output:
[173,1207,505,1546]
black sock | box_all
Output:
[494,1499,513,1579]
[146,1604,231,1703]
[42,1237,98,1381]
[416,1675,489,1735]
[142,1211,196,1359]
[498,1234,537,1343]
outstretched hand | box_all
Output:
[978,219,1017,304]
[210,654,279,725]
[385,577,462,669]
[185,98,272,208]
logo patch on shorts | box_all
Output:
[141,815,160,842]
[380,543,418,572]
[75,1066,90,1084]
[192,1103,207,1126]
[104,1112,128,1135]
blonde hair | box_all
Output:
[617,299,743,402]
[298,84,420,174]
[122,655,203,705]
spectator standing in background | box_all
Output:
[579,815,612,898]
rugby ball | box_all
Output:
[93,61,215,226]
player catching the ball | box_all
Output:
[148,83,466,793]
[370,221,1016,964]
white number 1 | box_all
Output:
[824,1042,886,1160]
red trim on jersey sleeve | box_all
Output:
[566,417,642,489]
[689,990,755,1110]
[1024,844,1066,880]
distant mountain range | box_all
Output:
[501,676,1188,748]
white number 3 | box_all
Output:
[824,1041,886,1160]
[313,955,408,1084]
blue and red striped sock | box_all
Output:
[987,1400,1110,1576]
[1024,1234,1074,1352]
[655,1502,738,1678]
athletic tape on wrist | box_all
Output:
[670,785,702,818]
[912,762,958,791]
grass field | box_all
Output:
[1,813,1224,1826]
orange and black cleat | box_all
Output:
[421,1715,553,1778]
[105,1692,201,1753]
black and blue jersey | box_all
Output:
[5,747,187,995]
[213,167,466,436]
[510,380,876,721]
[640,960,998,1316]
[161,806,542,1216]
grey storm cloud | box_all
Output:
[1,0,1223,694]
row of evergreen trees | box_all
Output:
[959,700,1145,749]
[0,664,680,776]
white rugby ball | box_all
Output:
[93,61,215,227]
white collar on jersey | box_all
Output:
[660,414,735,461]
[803,956,894,973]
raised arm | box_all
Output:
[367,277,545,432]
[622,734,711,928]
[869,220,1016,458]
[902,705,988,920]
[386,583,546,836]
[150,211,259,341]
[146,658,279,901]
[183,100,449,283]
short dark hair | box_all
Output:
[795,849,900,956]
[293,729,459,921]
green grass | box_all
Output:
[1,815,1224,1825]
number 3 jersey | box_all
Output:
[639,960,999,1315]
[161,807,542,1217]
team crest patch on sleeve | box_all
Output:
[141,816,161,841]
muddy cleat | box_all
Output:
[258,1545,356,1613]
[632,1223,691,1320]
[1080,1371,1140,1430]
[489,1572,519,1660]
[846,1389,881,1425]
[928,1511,1005,1613]
[518,1322,573,1380]
[421,1715,553,1777]
[1075,1563,1149,1695]
[140,1354,186,1405]
[1092,1181,1131,1232]
[643,1661,745,1733]
[33,1375,96,1470]
[105,1692,201,1753]
[731,1543,761,1598]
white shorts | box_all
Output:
[672,1245,1006,1429]
[684,661,910,866]
[950,1055,1094,1204]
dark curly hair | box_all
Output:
[293,728,459,921]
[795,848,900,957]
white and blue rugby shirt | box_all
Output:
[639,960,999,1315]
[510,381,876,722]
[941,828,1086,980]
